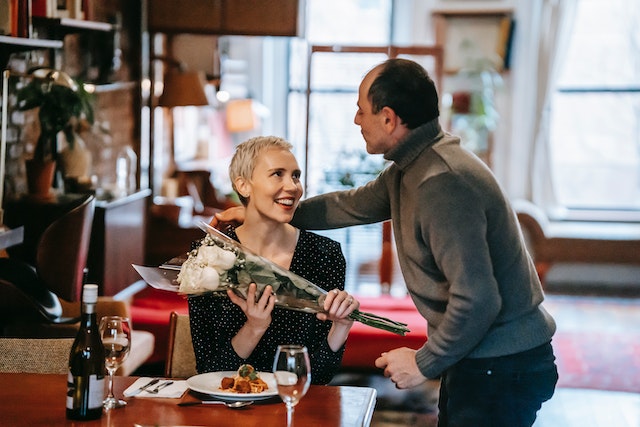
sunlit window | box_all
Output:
[550,0,640,210]
[287,0,394,293]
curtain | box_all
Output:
[503,0,577,209]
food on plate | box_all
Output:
[219,364,269,394]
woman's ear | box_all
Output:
[235,177,250,199]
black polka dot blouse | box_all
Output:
[187,228,347,385]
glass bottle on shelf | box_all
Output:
[115,144,136,197]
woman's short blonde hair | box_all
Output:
[229,135,293,206]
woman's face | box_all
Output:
[242,147,303,224]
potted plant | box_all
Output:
[15,68,94,196]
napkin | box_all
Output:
[124,377,189,399]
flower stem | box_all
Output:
[349,310,411,336]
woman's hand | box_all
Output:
[228,283,275,333]
[317,288,359,324]
[320,289,359,352]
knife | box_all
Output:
[129,378,161,396]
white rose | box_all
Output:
[195,245,219,264]
[198,266,221,291]
[177,261,201,292]
[195,244,236,274]
[214,246,237,272]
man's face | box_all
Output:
[354,69,389,155]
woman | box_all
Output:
[188,136,359,385]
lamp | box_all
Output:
[153,58,209,182]
[158,70,208,107]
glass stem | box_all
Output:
[286,404,294,427]
[107,369,115,399]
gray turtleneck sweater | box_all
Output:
[292,119,556,378]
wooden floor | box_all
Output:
[337,267,640,427]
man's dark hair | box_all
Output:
[368,58,439,129]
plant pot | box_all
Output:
[25,159,57,198]
[59,133,92,180]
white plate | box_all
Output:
[186,371,278,401]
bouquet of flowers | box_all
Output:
[134,222,410,336]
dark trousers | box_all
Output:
[437,342,558,427]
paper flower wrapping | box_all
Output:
[137,222,410,336]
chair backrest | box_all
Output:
[165,312,197,378]
[37,194,95,302]
[0,337,74,374]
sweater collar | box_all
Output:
[384,118,443,170]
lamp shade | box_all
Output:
[159,70,208,107]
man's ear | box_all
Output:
[381,106,399,132]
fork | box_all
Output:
[147,381,174,394]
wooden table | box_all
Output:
[0,373,377,426]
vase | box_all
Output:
[25,159,57,198]
[59,133,92,180]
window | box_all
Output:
[550,0,640,211]
[287,0,394,293]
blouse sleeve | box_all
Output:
[188,293,248,373]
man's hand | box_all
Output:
[210,206,246,229]
[374,347,428,389]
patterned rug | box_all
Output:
[553,330,640,393]
[545,295,640,394]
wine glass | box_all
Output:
[99,316,131,410]
[273,345,311,427]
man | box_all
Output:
[214,58,558,426]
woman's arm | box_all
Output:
[319,288,359,352]
[227,284,276,358]
[188,294,248,372]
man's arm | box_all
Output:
[291,173,392,230]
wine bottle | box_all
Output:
[66,284,105,420]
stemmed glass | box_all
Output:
[273,345,311,427]
[99,316,131,410]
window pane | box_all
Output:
[550,92,640,209]
[557,0,640,88]
[306,91,385,196]
[551,0,640,210]
[311,52,386,91]
[306,0,391,45]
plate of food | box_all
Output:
[186,364,278,401]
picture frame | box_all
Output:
[433,10,514,73]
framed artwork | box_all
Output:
[433,10,514,73]
[50,0,82,19]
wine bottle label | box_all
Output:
[66,372,105,410]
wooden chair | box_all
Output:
[0,194,96,332]
[0,337,74,374]
[164,312,197,379]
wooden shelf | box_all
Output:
[89,81,137,93]
[31,17,115,38]
[0,35,63,68]
[0,35,63,50]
